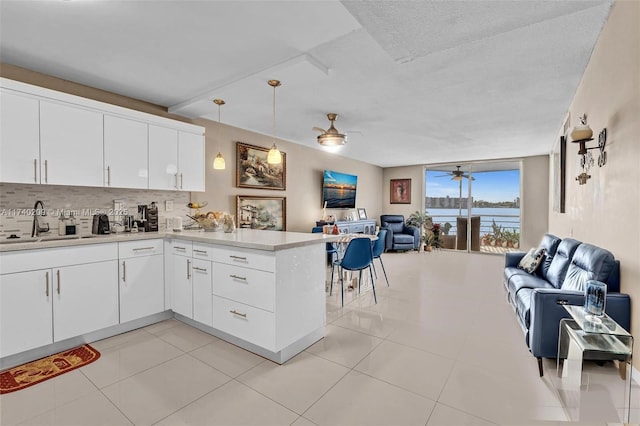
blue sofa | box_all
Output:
[380,215,420,251]
[503,234,631,376]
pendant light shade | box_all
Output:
[213,99,226,170]
[267,80,282,165]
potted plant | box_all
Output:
[406,210,431,251]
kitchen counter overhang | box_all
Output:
[0,228,341,252]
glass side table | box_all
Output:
[556,305,633,422]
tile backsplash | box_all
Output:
[0,183,190,239]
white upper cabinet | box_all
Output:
[40,101,104,187]
[0,90,40,184]
[1,78,205,191]
[149,124,179,190]
[104,115,148,189]
[178,131,205,192]
[149,125,204,192]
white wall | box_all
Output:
[548,0,640,362]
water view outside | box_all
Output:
[425,167,521,252]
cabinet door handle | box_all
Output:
[122,261,126,282]
[34,159,38,183]
[107,166,111,186]
[229,255,247,261]
[180,173,184,189]
[133,246,155,252]
[229,274,247,281]
[230,310,247,318]
[56,269,60,294]
[45,271,49,297]
[186,259,191,279]
[174,173,179,189]
[192,266,207,272]
[44,160,48,183]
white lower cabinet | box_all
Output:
[53,261,119,342]
[171,249,193,318]
[0,269,54,357]
[212,295,275,351]
[0,244,118,358]
[118,240,164,324]
[192,258,213,327]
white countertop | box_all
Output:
[0,229,341,253]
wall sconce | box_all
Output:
[571,114,607,185]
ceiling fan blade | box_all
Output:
[434,173,452,177]
[312,126,327,134]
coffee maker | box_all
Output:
[138,202,159,232]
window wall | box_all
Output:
[424,160,521,253]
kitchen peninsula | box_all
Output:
[0,229,339,369]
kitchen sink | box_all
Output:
[1,235,98,244]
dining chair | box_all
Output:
[330,237,376,307]
[371,229,390,287]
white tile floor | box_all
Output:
[1,250,638,425]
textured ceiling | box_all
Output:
[0,0,613,167]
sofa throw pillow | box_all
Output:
[517,247,546,274]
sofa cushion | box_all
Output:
[515,288,534,328]
[507,273,554,302]
[384,221,404,234]
[518,248,546,273]
[504,266,528,290]
[536,234,561,279]
[562,243,616,292]
[393,234,414,245]
[545,238,580,288]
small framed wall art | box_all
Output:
[390,178,411,204]
[357,208,367,220]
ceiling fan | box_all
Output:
[435,165,475,181]
[313,113,347,147]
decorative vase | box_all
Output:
[425,245,432,252]
[584,280,607,320]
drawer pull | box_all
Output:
[192,266,208,272]
[193,249,208,255]
[133,246,155,251]
[230,310,247,318]
[229,274,247,281]
[229,255,247,261]
[174,246,186,251]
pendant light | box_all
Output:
[212,99,226,170]
[267,79,282,165]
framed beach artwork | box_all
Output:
[390,178,411,204]
[236,142,286,190]
[236,195,286,231]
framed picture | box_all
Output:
[357,208,367,220]
[236,142,286,190]
[236,195,286,231]
[390,178,411,204]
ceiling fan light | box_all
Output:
[452,175,463,181]
[213,152,226,170]
[267,143,282,164]
[317,133,347,147]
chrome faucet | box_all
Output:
[31,200,50,237]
